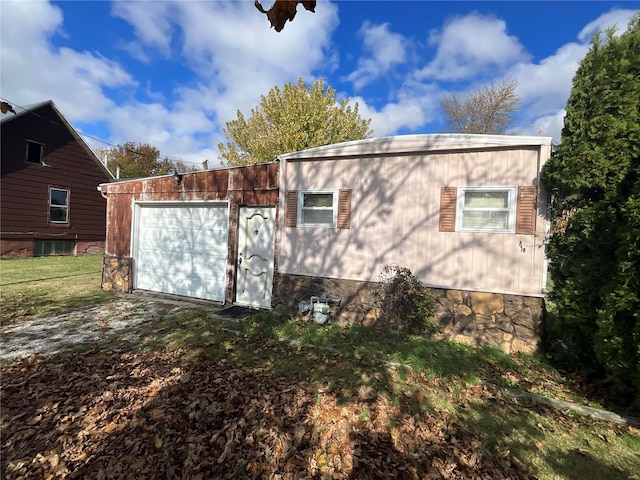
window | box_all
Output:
[34,240,74,256]
[456,187,516,232]
[286,189,352,229]
[440,186,537,234]
[49,187,69,224]
[25,140,44,164]
[299,191,337,227]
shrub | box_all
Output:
[373,265,438,335]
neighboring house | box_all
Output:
[1,100,113,257]
[100,134,552,353]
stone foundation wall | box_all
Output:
[272,273,544,354]
[102,256,132,293]
[272,273,379,326]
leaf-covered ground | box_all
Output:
[3,341,638,480]
[0,347,538,480]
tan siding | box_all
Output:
[280,145,548,296]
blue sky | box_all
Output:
[1,1,636,168]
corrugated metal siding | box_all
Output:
[279,146,548,296]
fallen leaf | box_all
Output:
[103,421,117,433]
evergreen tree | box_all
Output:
[542,15,640,403]
[218,78,372,166]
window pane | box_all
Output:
[26,142,42,163]
[464,191,508,209]
[303,193,333,208]
[50,206,68,223]
[302,209,333,225]
[51,189,68,206]
[461,211,509,229]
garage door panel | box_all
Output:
[137,251,226,273]
[138,227,228,248]
[134,203,229,301]
[137,241,227,259]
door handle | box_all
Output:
[238,257,242,265]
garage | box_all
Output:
[132,202,229,302]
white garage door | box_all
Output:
[133,202,229,302]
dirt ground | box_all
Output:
[0,294,215,361]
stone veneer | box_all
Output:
[102,256,132,293]
[272,273,544,354]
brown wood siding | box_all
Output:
[1,103,112,243]
[515,186,537,235]
[285,191,298,227]
[337,189,351,229]
[439,187,457,232]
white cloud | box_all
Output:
[1,0,341,168]
[172,0,340,124]
[520,109,566,142]
[511,8,636,143]
[346,22,408,90]
[3,1,634,166]
[0,0,135,122]
[111,1,174,60]
[511,42,589,118]
[352,82,440,136]
[417,13,529,81]
[578,8,636,42]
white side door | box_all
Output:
[235,206,275,308]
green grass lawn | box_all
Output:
[1,255,639,479]
[0,254,114,324]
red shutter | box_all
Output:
[286,190,298,228]
[515,186,537,235]
[439,187,457,232]
[337,189,352,229]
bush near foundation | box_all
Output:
[374,265,438,335]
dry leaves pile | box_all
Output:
[2,349,536,479]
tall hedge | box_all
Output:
[542,14,640,403]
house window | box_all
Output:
[34,240,74,256]
[286,189,351,229]
[26,140,44,164]
[456,187,517,232]
[49,187,69,224]
[298,191,338,227]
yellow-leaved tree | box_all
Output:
[218,78,372,166]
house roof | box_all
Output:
[0,100,50,123]
[277,133,554,161]
[1,100,114,179]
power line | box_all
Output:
[0,97,202,166]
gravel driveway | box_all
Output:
[0,295,215,361]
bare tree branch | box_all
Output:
[440,78,520,135]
